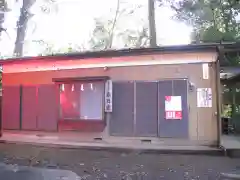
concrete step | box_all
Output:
[0,137,224,156]
[225,149,240,158]
[221,172,240,179]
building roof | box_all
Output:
[220,67,240,79]
[220,67,240,83]
[0,43,227,65]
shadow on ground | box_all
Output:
[0,143,239,180]
[0,163,80,180]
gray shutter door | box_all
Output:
[158,80,173,137]
[110,81,134,136]
[158,80,189,138]
[135,81,158,137]
[172,79,189,138]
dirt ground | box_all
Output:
[0,143,239,180]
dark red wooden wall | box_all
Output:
[2,84,59,131]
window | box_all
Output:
[59,81,104,120]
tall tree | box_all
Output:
[14,0,57,57]
[89,0,121,50]
[118,26,149,47]
[169,0,240,43]
[168,0,240,66]
[14,0,36,57]
[0,0,7,89]
[0,0,10,40]
[89,18,113,50]
[148,0,157,47]
[89,0,145,50]
[108,0,120,49]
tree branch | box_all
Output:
[108,0,120,49]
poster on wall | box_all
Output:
[105,80,113,112]
[197,88,212,107]
[165,96,182,120]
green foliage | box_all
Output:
[169,0,240,42]
[118,27,149,48]
[89,0,149,50]
[200,26,223,42]
[222,104,232,117]
[0,0,11,41]
[168,0,240,65]
[32,40,84,55]
[0,0,8,11]
[89,18,150,50]
[89,18,112,50]
[39,0,58,14]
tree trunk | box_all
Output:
[0,12,5,40]
[108,0,120,49]
[14,0,35,57]
[148,0,157,47]
[0,0,8,41]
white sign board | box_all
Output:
[202,63,209,79]
[165,96,182,119]
[105,80,113,112]
[197,88,212,107]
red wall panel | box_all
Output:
[37,85,58,131]
[2,86,20,130]
[58,120,105,132]
[22,86,37,130]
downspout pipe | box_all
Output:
[216,45,224,147]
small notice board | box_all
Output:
[105,80,113,112]
[197,88,212,108]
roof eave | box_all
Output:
[0,43,220,65]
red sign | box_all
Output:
[165,111,182,120]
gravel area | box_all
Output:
[0,143,239,180]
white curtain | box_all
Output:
[80,82,104,120]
